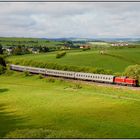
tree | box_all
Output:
[124,64,140,82]
[39,46,49,52]
[64,41,74,48]
[12,45,22,55]
[0,44,3,54]
[0,65,6,75]
[0,56,6,67]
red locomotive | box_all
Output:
[114,77,138,86]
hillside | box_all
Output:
[0,73,140,138]
[8,47,140,73]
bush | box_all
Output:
[124,64,140,82]
[4,69,14,76]
[114,72,123,77]
[46,77,55,83]
[24,71,31,77]
[0,56,6,67]
[74,83,82,89]
[38,74,44,79]
[56,51,66,58]
[0,65,6,75]
[82,48,90,51]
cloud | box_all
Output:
[0,2,140,38]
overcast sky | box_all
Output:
[0,2,140,38]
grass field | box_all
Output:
[88,41,111,47]
[8,47,140,72]
[0,72,140,138]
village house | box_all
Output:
[80,45,91,49]
[5,48,13,55]
[28,47,39,54]
[111,43,129,47]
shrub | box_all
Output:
[0,65,6,75]
[24,71,31,77]
[0,56,6,67]
[74,83,82,89]
[4,69,14,76]
[56,51,66,58]
[46,77,55,83]
[124,64,140,82]
[82,48,90,51]
[38,74,44,79]
[114,72,123,77]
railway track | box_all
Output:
[46,75,140,91]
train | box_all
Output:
[10,64,138,87]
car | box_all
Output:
[46,69,75,78]
[75,72,114,83]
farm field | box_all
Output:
[88,41,111,47]
[0,37,63,49]
[8,47,140,72]
[0,72,140,138]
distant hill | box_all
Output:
[0,36,140,43]
[43,37,140,42]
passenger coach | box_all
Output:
[75,72,114,83]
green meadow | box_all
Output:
[8,47,140,72]
[0,72,140,138]
[0,37,63,49]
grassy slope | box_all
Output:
[0,73,140,138]
[8,48,140,72]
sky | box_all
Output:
[0,2,140,38]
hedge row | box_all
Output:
[8,59,113,75]
[56,51,66,58]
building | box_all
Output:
[111,43,129,47]
[80,45,91,49]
